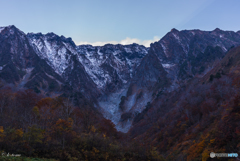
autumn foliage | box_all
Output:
[129,73,240,161]
[0,86,160,160]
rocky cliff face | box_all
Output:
[149,28,240,83]
[27,33,149,96]
[0,25,64,95]
[27,32,101,99]
[76,43,148,93]
[116,28,240,132]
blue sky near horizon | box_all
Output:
[0,0,239,47]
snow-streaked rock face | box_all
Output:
[28,32,149,93]
[0,25,65,93]
[27,33,102,99]
[148,28,240,84]
[76,43,149,92]
[27,33,77,75]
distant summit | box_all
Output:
[170,28,179,32]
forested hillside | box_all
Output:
[128,46,240,161]
[0,84,164,160]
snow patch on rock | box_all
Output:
[124,47,132,53]
[172,33,181,42]
[0,27,5,33]
[162,63,175,68]
[98,86,128,130]
[160,43,167,54]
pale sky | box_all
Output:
[0,0,239,47]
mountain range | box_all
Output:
[1,25,240,132]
